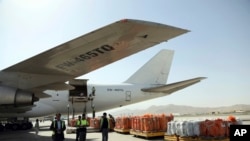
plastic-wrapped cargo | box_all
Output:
[131,113,172,132]
[175,121,186,137]
[90,118,100,129]
[167,120,202,137]
[186,121,194,136]
[165,116,242,139]
[200,119,230,137]
[166,121,177,135]
[174,120,202,137]
[192,120,201,136]
[166,121,172,135]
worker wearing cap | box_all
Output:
[50,113,66,141]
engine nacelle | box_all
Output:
[0,85,36,107]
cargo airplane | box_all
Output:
[0,19,205,130]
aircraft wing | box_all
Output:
[141,77,206,94]
[0,19,188,96]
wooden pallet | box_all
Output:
[164,135,177,141]
[164,134,230,141]
[114,128,130,133]
[130,129,165,138]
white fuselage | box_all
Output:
[0,49,205,119]
[1,83,166,118]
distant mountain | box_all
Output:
[112,104,250,116]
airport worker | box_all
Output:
[75,115,82,141]
[100,112,110,141]
[108,114,116,128]
[75,114,89,141]
[50,113,66,141]
[92,86,96,96]
[34,118,39,135]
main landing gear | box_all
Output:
[0,117,33,131]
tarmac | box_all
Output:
[0,121,164,141]
[1,114,249,141]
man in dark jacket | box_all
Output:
[50,113,66,141]
[100,112,110,141]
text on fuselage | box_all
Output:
[107,88,124,92]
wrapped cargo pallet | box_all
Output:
[200,119,228,137]
[89,117,114,130]
[131,116,141,131]
[131,117,135,130]
[115,116,131,130]
[166,121,177,135]
[124,117,131,129]
[189,120,201,136]
[131,113,172,132]
[159,114,167,131]
[167,120,201,137]
[130,113,173,138]
[69,118,77,127]
[114,116,131,133]
[176,121,188,137]
[165,116,242,139]
[115,117,121,129]
[153,115,160,131]
[90,118,100,129]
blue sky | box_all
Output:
[0,0,249,111]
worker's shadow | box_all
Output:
[86,138,99,141]
[64,138,99,141]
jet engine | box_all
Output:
[0,85,37,107]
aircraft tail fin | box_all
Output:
[124,49,174,84]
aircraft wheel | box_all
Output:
[5,123,11,130]
[21,123,28,130]
[0,124,4,131]
[27,122,33,129]
[12,123,19,130]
